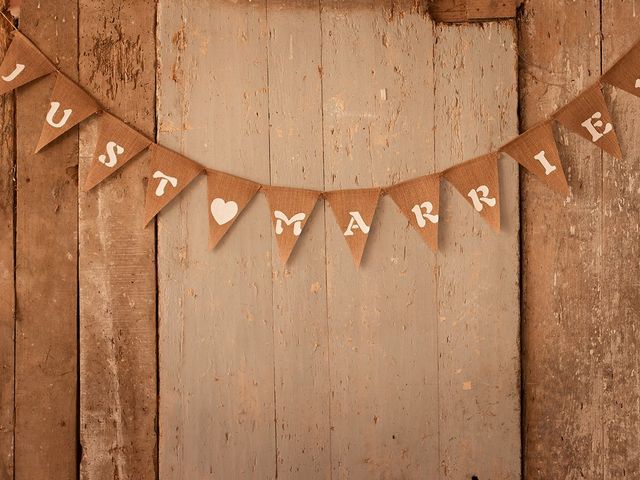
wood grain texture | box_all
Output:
[78,1,157,479]
[267,3,331,478]
[321,5,440,477]
[0,7,15,480]
[428,0,517,22]
[156,1,276,478]
[601,2,640,475]
[14,1,78,478]
[519,1,604,478]
[434,22,520,479]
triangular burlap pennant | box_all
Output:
[83,112,152,191]
[386,174,440,251]
[554,83,622,159]
[144,145,204,225]
[207,170,261,249]
[501,122,569,196]
[602,41,640,98]
[35,72,100,153]
[0,31,55,95]
[444,152,501,232]
[325,188,381,268]
[263,186,321,264]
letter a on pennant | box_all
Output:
[444,152,501,231]
[554,83,622,159]
[35,73,100,153]
[501,122,569,196]
[325,188,381,268]
[207,170,261,249]
[263,186,321,265]
[0,31,55,96]
[143,144,204,225]
[386,174,441,251]
[83,113,152,191]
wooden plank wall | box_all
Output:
[156,1,519,478]
[0,3,15,478]
[521,0,640,478]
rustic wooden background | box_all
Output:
[0,0,636,479]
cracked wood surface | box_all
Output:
[78,1,157,479]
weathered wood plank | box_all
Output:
[434,22,520,479]
[0,7,15,480]
[14,1,78,479]
[320,4,440,477]
[266,3,331,478]
[519,1,603,478]
[78,1,157,478]
[600,4,640,475]
[428,0,517,22]
[157,1,276,478]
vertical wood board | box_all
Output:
[321,4,440,478]
[78,1,157,479]
[15,1,78,479]
[157,1,276,478]
[434,21,520,479]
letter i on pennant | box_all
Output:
[325,188,381,267]
[263,186,321,265]
[83,113,152,191]
[444,152,501,231]
[35,73,100,153]
[500,122,569,196]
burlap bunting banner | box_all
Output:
[0,31,55,96]
[263,186,321,265]
[207,170,261,249]
[602,42,640,98]
[554,83,622,159]
[325,188,381,267]
[83,112,152,191]
[35,72,100,153]
[386,174,440,251]
[444,152,501,231]
[501,122,569,196]
[144,145,203,225]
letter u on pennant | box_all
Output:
[35,73,100,153]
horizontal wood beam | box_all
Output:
[428,0,517,22]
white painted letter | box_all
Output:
[274,211,306,236]
[581,111,613,142]
[467,185,496,212]
[45,101,72,129]
[153,170,178,197]
[533,150,557,176]
[344,211,370,236]
[411,201,439,228]
[98,141,125,168]
[1,63,24,82]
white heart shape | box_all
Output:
[210,198,238,225]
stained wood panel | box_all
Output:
[434,22,520,479]
[14,1,78,479]
[78,1,157,478]
[157,1,275,478]
[601,2,640,474]
[519,1,604,478]
[320,4,440,478]
[0,9,15,480]
[267,3,331,478]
